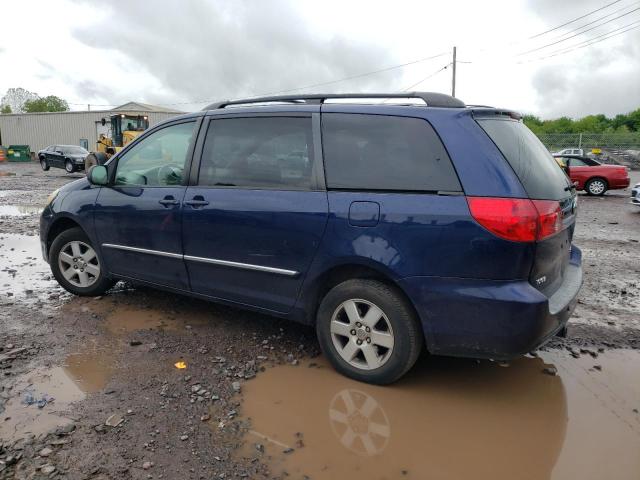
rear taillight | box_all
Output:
[467,197,562,242]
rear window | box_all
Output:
[477,119,570,200]
[322,113,461,192]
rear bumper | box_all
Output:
[399,246,583,360]
[610,177,630,189]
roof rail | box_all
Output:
[203,92,465,111]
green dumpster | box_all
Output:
[7,145,31,162]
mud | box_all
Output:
[0,161,639,479]
[239,352,640,479]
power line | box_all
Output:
[517,6,640,55]
[160,51,450,106]
[530,19,640,61]
[401,63,451,91]
[527,0,624,39]
[545,1,640,43]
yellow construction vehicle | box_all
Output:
[85,113,149,169]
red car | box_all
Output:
[554,154,630,196]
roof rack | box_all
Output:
[203,92,465,111]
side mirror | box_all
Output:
[87,165,109,186]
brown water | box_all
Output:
[0,346,113,442]
[239,350,640,480]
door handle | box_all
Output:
[159,196,179,207]
[184,196,209,208]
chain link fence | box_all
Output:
[536,133,640,168]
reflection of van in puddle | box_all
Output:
[240,355,567,480]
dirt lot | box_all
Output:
[1,161,639,479]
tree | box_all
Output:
[0,87,39,113]
[23,95,69,113]
[0,105,11,114]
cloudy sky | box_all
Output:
[1,0,639,118]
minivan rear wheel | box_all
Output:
[50,227,115,296]
[316,279,422,384]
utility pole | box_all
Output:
[88,104,91,112]
[451,46,457,98]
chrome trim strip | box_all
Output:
[101,243,298,276]
[102,243,183,259]
[184,255,298,277]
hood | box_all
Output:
[59,177,91,195]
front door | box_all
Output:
[48,147,64,168]
[93,120,198,290]
[182,114,328,313]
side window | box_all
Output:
[570,158,587,167]
[322,113,461,192]
[198,117,314,190]
[115,122,195,187]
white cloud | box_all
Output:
[0,0,638,118]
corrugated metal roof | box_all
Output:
[112,102,182,113]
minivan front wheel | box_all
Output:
[50,227,115,296]
[316,279,422,384]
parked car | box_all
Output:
[553,154,630,195]
[38,145,89,173]
[39,92,583,384]
[553,148,584,156]
[631,182,640,207]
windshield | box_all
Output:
[121,116,146,131]
[64,146,88,155]
[477,118,571,200]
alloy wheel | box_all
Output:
[58,241,100,288]
[330,299,394,370]
[589,179,605,195]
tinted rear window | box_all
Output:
[477,119,570,200]
[199,117,315,190]
[322,113,461,192]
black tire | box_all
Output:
[65,159,75,173]
[85,152,107,171]
[316,279,423,385]
[40,158,50,171]
[49,227,115,296]
[585,177,607,196]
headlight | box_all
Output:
[46,188,60,206]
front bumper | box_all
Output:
[399,246,583,360]
[39,205,54,263]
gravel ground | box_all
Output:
[0,161,639,479]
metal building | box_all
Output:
[0,102,183,154]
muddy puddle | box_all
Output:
[0,346,113,443]
[0,205,42,216]
[239,350,640,480]
[0,233,59,299]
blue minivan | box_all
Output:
[40,93,582,384]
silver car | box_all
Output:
[631,183,640,207]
